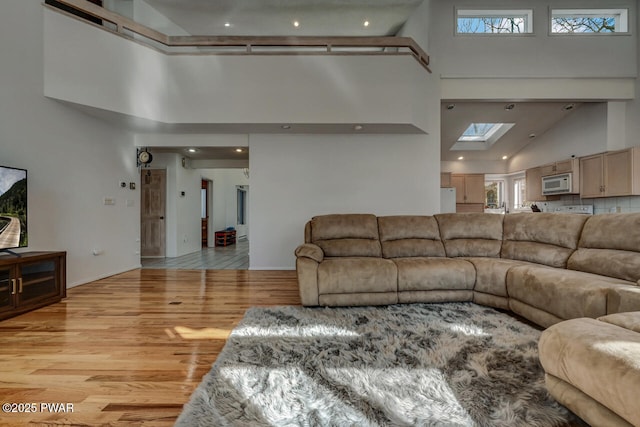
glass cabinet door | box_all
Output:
[17,260,59,305]
[0,267,17,314]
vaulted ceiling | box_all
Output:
[102,0,586,164]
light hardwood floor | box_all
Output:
[0,268,300,426]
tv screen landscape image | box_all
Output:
[0,166,27,251]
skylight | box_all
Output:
[459,123,501,142]
[451,123,514,151]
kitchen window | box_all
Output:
[513,177,528,209]
[485,180,505,209]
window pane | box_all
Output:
[458,17,526,34]
[551,9,628,33]
[485,181,503,209]
[457,10,533,34]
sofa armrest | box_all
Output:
[296,257,320,306]
[295,243,324,263]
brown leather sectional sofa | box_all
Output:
[294,212,640,427]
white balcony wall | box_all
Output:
[44,9,431,133]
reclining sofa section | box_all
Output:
[295,212,640,327]
[294,211,640,427]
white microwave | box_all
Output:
[542,173,573,195]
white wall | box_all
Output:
[625,9,640,148]
[1,1,140,286]
[508,103,608,172]
[248,134,438,269]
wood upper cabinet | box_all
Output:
[525,166,545,202]
[580,154,605,198]
[451,174,485,212]
[580,147,640,198]
[540,159,578,176]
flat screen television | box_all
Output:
[0,165,27,255]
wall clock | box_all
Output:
[137,149,153,166]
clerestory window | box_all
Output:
[550,9,629,34]
[456,9,533,34]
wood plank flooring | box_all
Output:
[0,268,300,426]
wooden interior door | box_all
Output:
[141,169,166,257]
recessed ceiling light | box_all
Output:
[354,125,363,131]
[529,133,536,139]
[187,148,197,153]
[235,148,243,153]
[457,156,464,160]
[224,22,231,27]
[563,103,575,111]
[446,104,455,110]
[363,20,370,27]
[502,155,508,160]
[505,103,515,110]
[293,20,300,27]
[281,125,291,130]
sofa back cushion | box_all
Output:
[568,213,640,283]
[435,213,504,257]
[378,216,446,258]
[501,213,588,268]
[309,214,382,257]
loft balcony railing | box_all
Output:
[44,0,431,73]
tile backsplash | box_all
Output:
[540,195,640,215]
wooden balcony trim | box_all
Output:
[45,0,431,72]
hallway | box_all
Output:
[141,239,249,269]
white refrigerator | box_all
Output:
[440,188,456,213]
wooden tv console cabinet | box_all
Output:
[0,251,66,321]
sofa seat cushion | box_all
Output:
[435,213,504,258]
[539,317,640,427]
[317,258,397,295]
[598,311,640,333]
[507,265,635,322]
[393,257,475,292]
[378,216,445,258]
[501,213,587,268]
[310,214,382,257]
[465,257,537,298]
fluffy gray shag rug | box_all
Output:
[176,302,580,427]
